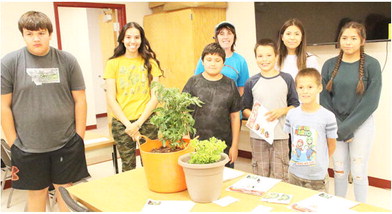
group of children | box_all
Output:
[182,19,381,205]
[1,11,381,211]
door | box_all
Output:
[144,8,225,90]
[54,2,125,128]
[144,9,194,90]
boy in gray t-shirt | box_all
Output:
[284,68,337,193]
[1,11,89,211]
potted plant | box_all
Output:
[138,82,203,193]
[178,137,229,203]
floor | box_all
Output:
[1,117,391,212]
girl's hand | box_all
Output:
[229,147,238,163]
[132,131,141,141]
[265,107,286,121]
[125,123,140,138]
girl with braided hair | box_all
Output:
[320,21,382,203]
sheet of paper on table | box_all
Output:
[213,196,238,207]
[223,167,245,182]
[142,199,195,212]
[226,174,281,196]
[290,192,360,212]
[251,204,273,212]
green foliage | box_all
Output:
[189,137,227,164]
[150,82,203,150]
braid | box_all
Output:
[356,46,365,95]
[326,50,343,92]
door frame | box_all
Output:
[53,2,126,50]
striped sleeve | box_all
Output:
[242,74,261,110]
[325,110,338,139]
[280,72,300,107]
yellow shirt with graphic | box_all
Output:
[104,55,162,120]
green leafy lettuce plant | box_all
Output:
[150,82,203,150]
[189,137,227,164]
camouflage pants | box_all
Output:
[289,172,329,193]
[111,117,158,172]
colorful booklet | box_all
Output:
[246,101,278,144]
[290,192,360,212]
[226,174,281,196]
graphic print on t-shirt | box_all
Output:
[26,68,60,85]
[291,125,317,166]
[118,64,148,96]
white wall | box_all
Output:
[226,2,258,76]
[86,8,107,115]
[58,7,97,126]
[123,2,151,24]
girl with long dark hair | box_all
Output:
[104,22,163,171]
[320,21,382,203]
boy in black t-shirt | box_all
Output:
[183,43,241,168]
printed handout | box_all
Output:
[246,101,278,144]
[226,174,281,196]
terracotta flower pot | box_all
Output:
[139,136,194,193]
[178,153,229,203]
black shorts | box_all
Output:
[10,133,90,190]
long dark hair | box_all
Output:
[109,22,163,82]
[326,21,366,95]
[277,18,308,70]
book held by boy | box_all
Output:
[246,101,278,144]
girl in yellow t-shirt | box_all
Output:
[104,22,163,172]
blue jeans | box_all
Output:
[333,115,375,203]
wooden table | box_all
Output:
[84,132,119,174]
[67,168,390,212]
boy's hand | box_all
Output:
[229,147,238,163]
[265,107,286,122]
